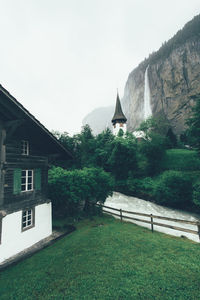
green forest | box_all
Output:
[141,13,200,67]
[48,98,200,218]
[48,14,200,219]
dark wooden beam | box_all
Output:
[48,153,61,159]
[0,104,14,120]
[5,119,25,140]
[0,127,6,206]
[0,95,21,118]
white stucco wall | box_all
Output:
[0,202,52,263]
[113,123,127,136]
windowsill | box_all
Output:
[21,190,34,193]
[22,224,35,232]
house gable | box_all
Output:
[0,84,72,264]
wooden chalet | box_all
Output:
[0,84,72,263]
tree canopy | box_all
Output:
[142,14,200,67]
[50,120,200,213]
[186,96,200,152]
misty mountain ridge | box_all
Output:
[82,106,114,135]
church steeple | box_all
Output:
[112,93,127,125]
[112,93,127,135]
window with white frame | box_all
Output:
[21,170,33,192]
[22,209,34,230]
[21,140,29,155]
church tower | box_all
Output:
[112,93,127,136]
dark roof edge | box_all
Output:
[0,84,73,158]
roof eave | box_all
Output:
[0,84,73,159]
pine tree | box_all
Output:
[186,97,200,152]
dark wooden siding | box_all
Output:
[6,138,48,157]
[0,218,2,244]
[1,136,49,214]
[0,126,6,206]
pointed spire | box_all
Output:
[111,92,127,124]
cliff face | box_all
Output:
[83,15,200,135]
[122,38,200,135]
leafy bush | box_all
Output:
[127,176,155,199]
[192,182,200,208]
[114,176,155,199]
[153,171,193,208]
[94,128,114,170]
[138,132,167,176]
[108,137,138,180]
[114,179,128,194]
[48,167,114,217]
[126,178,143,194]
[138,116,169,136]
[186,97,200,152]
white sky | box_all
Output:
[0,0,200,135]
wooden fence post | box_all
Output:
[197,222,200,241]
[150,214,154,233]
[100,203,103,214]
[120,209,122,222]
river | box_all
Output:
[104,192,200,243]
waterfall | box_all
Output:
[144,66,152,119]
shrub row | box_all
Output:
[126,170,200,210]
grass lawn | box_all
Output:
[0,215,200,300]
[162,148,200,172]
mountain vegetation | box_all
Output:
[144,14,200,66]
[84,14,200,136]
[50,100,200,216]
[186,97,200,152]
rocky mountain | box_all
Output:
[122,14,200,135]
[83,14,200,135]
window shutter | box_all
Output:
[13,169,22,194]
[35,169,41,191]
